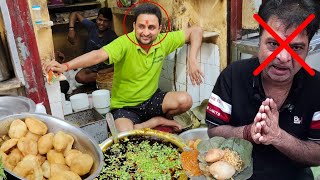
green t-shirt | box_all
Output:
[102,30,185,109]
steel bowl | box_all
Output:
[98,129,188,178]
[178,127,209,144]
[0,96,36,118]
[0,113,104,180]
[100,128,187,152]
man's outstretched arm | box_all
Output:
[183,27,204,86]
[45,49,109,74]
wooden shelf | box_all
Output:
[0,77,23,92]
[203,31,219,38]
[111,7,134,16]
[53,16,96,25]
[48,1,101,9]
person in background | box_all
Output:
[54,51,70,94]
[68,7,117,85]
[46,3,204,133]
[206,0,320,179]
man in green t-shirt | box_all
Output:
[46,3,204,132]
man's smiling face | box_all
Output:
[134,14,162,46]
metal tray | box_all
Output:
[64,108,108,143]
[80,119,108,144]
[64,108,104,127]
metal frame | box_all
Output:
[231,32,320,63]
[228,0,243,64]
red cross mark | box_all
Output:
[253,14,315,76]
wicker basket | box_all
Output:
[96,71,113,91]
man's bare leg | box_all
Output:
[115,117,182,132]
[115,118,134,132]
[134,116,182,131]
[133,91,192,131]
[162,91,193,118]
[75,69,97,84]
[114,91,192,132]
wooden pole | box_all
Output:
[6,0,50,113]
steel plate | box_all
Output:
[179,127,209,143]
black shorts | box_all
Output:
[111,89,167,124]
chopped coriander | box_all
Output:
[0,156,6,180]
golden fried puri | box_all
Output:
[7,148,23,167]
[38,133,54,155]
[63,134,74,155]
[65,149,82,167]
[0,151,9,170]
[70,153,93,176]
[25,117,48,135]
[13,154,39,177]
[41,160,51,179]
[61,171,81,180]
[25,166,44,180]
[37,154,47,165]
[8,119,28,139]
[25,174,33,180]
[33,166,45,180]
[0,138,18,153]
[48,170,81,180]
[1,135,10,141]
[48,174,66,180]
[53,131,69,152]
[47,149,65,165]
[25,131,41,142]
[3,160,14,171]
[50,163,70,177]
[17,137,38,156]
